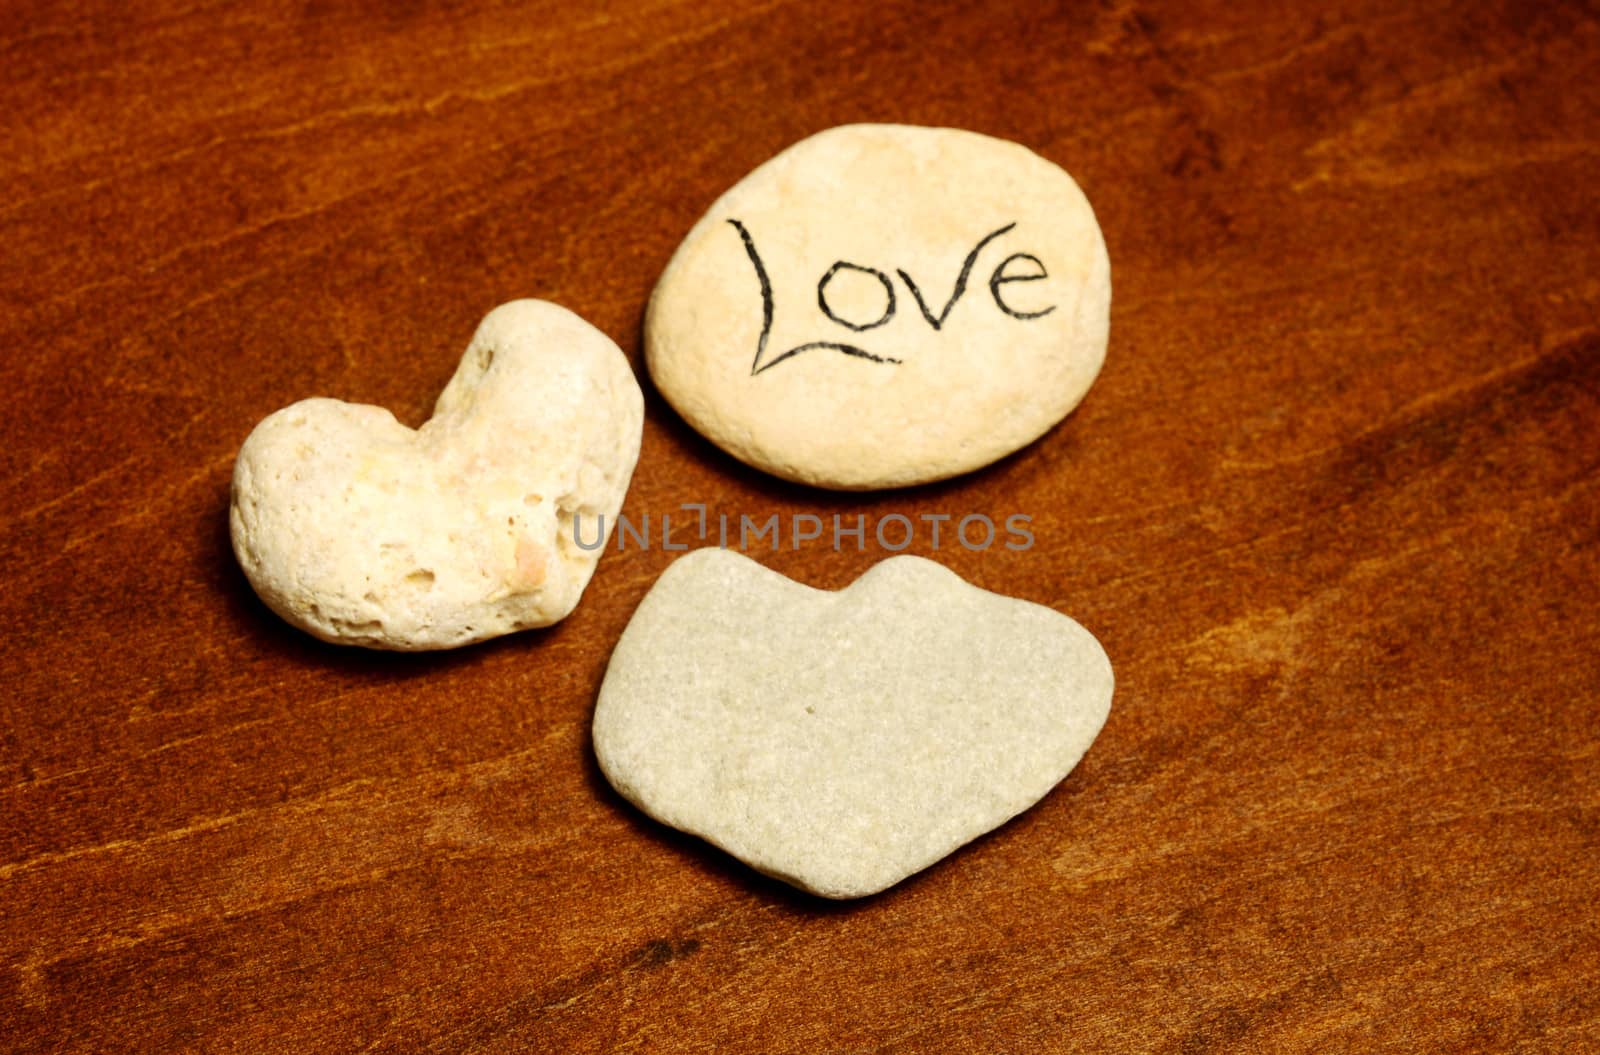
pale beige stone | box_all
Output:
[647,123,1111,490]
[593,549,1114,898]
[230,300,643,650]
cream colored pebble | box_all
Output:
[647,123,1111,490]
[230,300,643,650]
[593,549,1114,898]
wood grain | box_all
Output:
[3,0,1597,1050]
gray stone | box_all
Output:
[593,549,1114,898]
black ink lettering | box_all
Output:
[729,218,1040,375]
[754,341,900,376]
[727,218,775,376]
[896,222,1016,330]
[989,252,1056,320]
[731,219,900,375]
[817,261,895,331]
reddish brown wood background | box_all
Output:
[3,1,1598,1051]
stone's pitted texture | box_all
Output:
[646,123,1111,490]
[230,300,644,650]
[593,549,1115,898]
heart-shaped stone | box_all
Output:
[593,549,1114,898]
[230,300,643,649]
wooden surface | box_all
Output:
[3,1,1598,1050]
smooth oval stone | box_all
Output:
[230,300,643,650]
[647,123,1111,490]
[593,549,1114,898]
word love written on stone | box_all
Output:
[726,219,1058,376]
